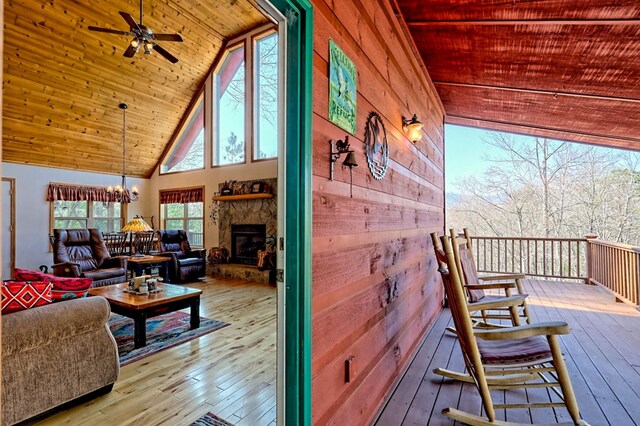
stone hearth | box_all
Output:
[211,263,273,283]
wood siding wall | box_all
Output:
[311,0,446,424]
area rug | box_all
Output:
[109,312,230,366]
[191,412,235,426]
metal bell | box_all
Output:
[342,151,358,168]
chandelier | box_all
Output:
[107,102,139,202]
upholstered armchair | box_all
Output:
[52,229,128,287]
[157,230,206,283]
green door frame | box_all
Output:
[270,0,314,424]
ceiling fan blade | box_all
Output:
[119,11,141,31]
[153,44,179,64]
[88,26,130,36]
[152,33,184,42]
[123,43,138,58]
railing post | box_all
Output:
[585,234,598,285]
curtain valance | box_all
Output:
[159,187,203,204]
[47,183,130,203]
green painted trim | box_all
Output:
[270,0,314,424]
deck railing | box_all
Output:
[468,235,640,305]
[187,231,204,247]
[588,239,640,305]
[470,236,589,282]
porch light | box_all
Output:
[402,114,424,143]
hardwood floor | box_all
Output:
[33,276,277,426]
[375,279,640,426]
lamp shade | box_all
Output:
[403,114,424,143]
[121,216,153,232]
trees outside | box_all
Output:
[447,132,640,245]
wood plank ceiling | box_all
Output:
[3,0,269,177]
[395,0,640,151]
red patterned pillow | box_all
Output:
[1,281,53,314]
[51,289,89,302]
[14,269,92,291]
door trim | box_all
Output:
[266,0,314,424]
[2,177,16,279]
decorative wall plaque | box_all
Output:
[328,39,357,135]
[364,111,388,180]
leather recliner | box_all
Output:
[52,229,128,287]
[157,230,206,283]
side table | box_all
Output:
[127,255,171,282]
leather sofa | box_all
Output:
[52,229,128,287]
[157,230,206,283]
[1,297,119,425]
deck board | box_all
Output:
[375,279,640,426]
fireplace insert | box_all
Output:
[231,224,266,265]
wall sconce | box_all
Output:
[402,114,424,143]
[329,136,358,197]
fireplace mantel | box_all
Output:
[213,193,273,202]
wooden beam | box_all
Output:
[406,19,640,26]
[433,81,640,104]
[446,115,640,151]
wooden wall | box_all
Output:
[311,0,446,423]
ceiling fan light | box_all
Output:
[130,39,140,48]
[143,42,153,54]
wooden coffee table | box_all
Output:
[89,283,202,348]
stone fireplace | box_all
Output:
[213,178,277,283]
[231,224,266,265]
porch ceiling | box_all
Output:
[3,0,269,177]
[395,0,640,151]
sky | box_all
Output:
[444,124,640,197]
[444,124,499,194]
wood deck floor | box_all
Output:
[375,279,640,426]
[32,277,277,426]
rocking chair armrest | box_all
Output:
[465,282,515,290]
[467,295,524,311]
[474,321,570,340]
[479,273,526,282]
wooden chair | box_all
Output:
[102,232,129,256]
[450,228,531,325]
[431,232,525,329]
[133,231,156,256]
[463,228,531,299]
[435,234,588,425]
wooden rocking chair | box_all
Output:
[458,228,531,324]
[431,232,526,330]
[450,228,531,325]
[435,235,588,425]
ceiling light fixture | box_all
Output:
[107,103,139,202]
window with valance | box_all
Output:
[159,187,204,247]
[48,183,125,234]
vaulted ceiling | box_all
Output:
[395,0,640,151]
[3,0,269,177]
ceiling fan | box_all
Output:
[88,0,183,64]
